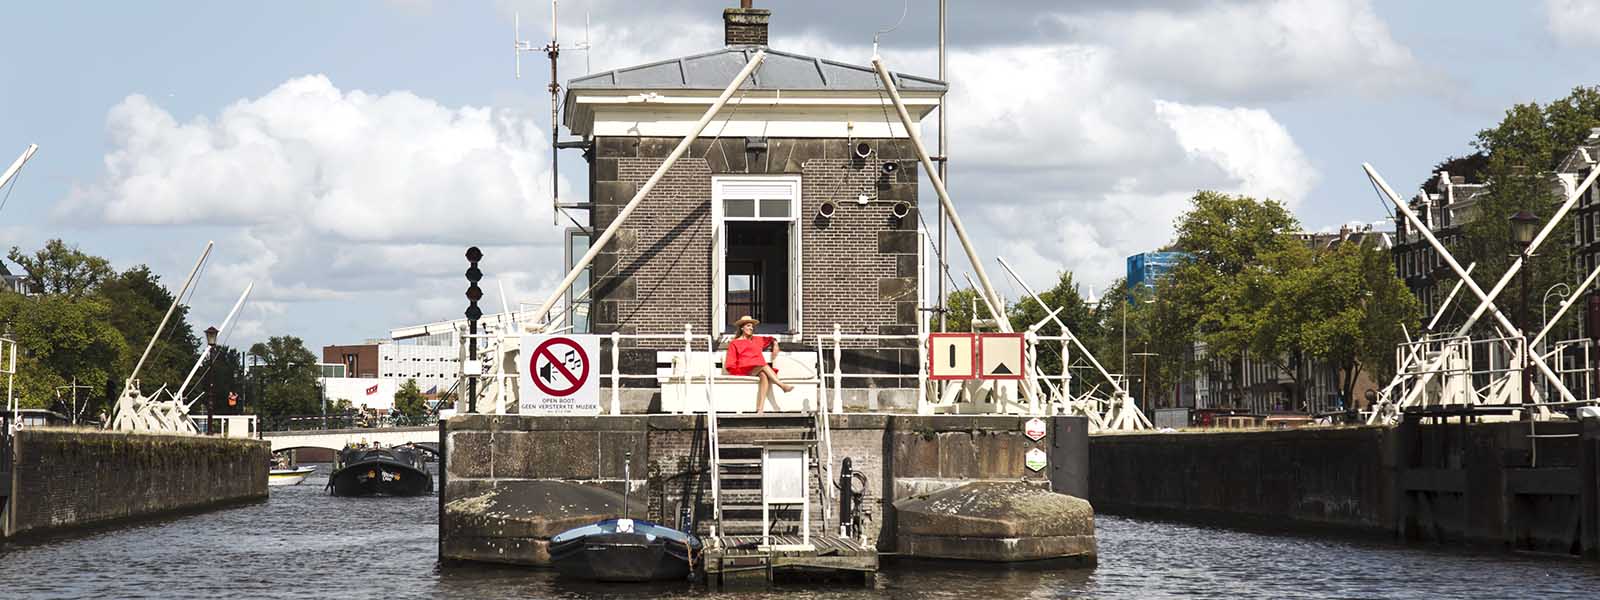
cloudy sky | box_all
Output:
[4,0,1600,351]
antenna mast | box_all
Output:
[516,2,594,229]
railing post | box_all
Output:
[1026,330,1040,416]
[917,329,930,415]
[683,324,694,415]
[833,325,844,414]
[611,330,622,416]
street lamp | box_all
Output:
[205,326,219,434]
[1510,210,1539,421]
[1133,350,1160,413]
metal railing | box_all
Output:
[259,413,439,432]
[458,326,720,416]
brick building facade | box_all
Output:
[562,6,944,394]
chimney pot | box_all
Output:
[724,4,770,47]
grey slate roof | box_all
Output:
[567,47,946,93]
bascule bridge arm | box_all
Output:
[1366,164,1589,405]
[120,242,213,396]
[873,55,1011,334]
[996,256,1127,397]
[1,144,38,190]
[175,282,254,403]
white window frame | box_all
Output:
[564,228,592,334]
[711,175,803,340]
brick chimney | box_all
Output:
[724,1,770,47]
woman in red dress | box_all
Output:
[724,315,793,413]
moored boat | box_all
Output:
[548,518,701,582]
[269,465,317,487]
[326,444,432,497]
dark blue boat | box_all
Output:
[548,518,701,582]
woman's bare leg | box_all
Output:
[757,365,795,393]
[756,371,770,413]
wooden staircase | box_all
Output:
[706,413,830,539]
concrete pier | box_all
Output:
[3,428,269,539]
[437,413,1091,566]
[895,481,1096,563]
[1089,418,1600,557]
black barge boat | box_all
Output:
[327,444,432,497]
[548,518,701,582]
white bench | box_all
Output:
[658,351,821,414]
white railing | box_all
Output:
[456,327,717,416]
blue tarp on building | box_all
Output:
[1126,251,1191,298]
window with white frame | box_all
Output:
[712,175,802,337]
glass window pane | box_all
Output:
[759,198,790,218]
[725,198,755,218]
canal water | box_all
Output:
[5,465,1600,599]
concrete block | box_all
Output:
[878,231,918,254]
[878,277,917,301]
[602,228,636,253]
[937,431,979,478]
[877,388,918,412]
[893,481,1096,562]
[442,480,646,565]
[892,431,941,478]
[592,275,637,301]
[595,157,618,181]
[595,180,636,206]
[896,255,918,278]
[637,137,687,159]
[596,137,637,158]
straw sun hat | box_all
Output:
[734,315,759,328]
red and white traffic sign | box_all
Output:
[978,333,1025,380]
[1024,417,1047,441]
[519,334,601,415]
[928,333,976,380]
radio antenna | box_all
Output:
[516,1,595,228]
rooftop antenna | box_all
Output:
[516,1,594,228]
[871,0,910,58]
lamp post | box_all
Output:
[1510,210,1540,421]
[1133,350,1159,413]
[204,326,219,434]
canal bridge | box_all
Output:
[261,426,439,453]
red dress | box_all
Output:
[724,335,776,376]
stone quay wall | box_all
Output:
[1090,420,1600,557]
[439,414,1088,565]
[4,428,269,539]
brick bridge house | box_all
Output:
[559,6,945,412]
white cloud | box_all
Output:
[1063,0,1422,101]
[1154,101,1316,205]
[1545,0,1600,47]
[64,75,572,342]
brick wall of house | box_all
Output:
[589,136,923,385]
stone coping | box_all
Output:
[444,413,1057,433]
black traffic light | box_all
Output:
[465,246,484,413]
[465,246,484,321]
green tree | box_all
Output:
[7,239,114,299]
[98,265,200,403]
[1006,271,1099,397]
[940,287,997,332]
[1357,240,1422,395]
[196,345,245,416]
[0,293,127,410]
[393,379,427,418]
[1162,191,1304,406]
[247,336,320,417]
